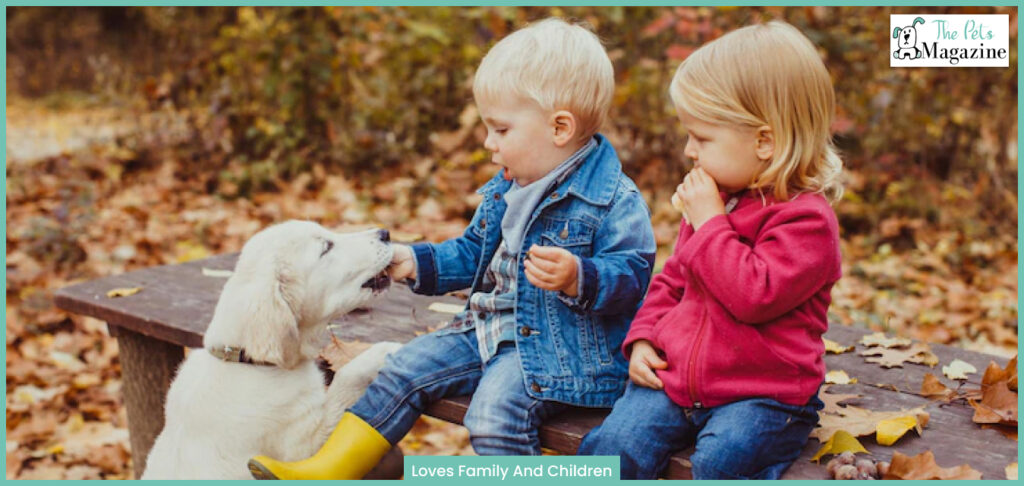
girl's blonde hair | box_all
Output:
[670,21,843,203]
[473,18,614,140]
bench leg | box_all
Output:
[108,324,184,479]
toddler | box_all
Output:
[578,20,843,480]
[249,17,656,480]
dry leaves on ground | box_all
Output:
[812,405,929,445]
[860,342,939,368]
[883,450,982,480]
[969,357,1018,428]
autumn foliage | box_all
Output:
[5,5,1018,480]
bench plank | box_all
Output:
[54,254,1016,480]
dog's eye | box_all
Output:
[320,239,334,258]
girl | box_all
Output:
[577,20,844,480]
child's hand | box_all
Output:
[675,167,725,230]
[388,245,416,282]
[629,340,667,389]
[524,245,579,297]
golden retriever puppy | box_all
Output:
[143,221,401,479]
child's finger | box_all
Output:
[528,245,568,262]
[524,260,555,286]
[646,353,668,370]
[526,252,559,273]
[524,268,553,289]
[631,364,663,389]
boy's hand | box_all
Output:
[676,167,725,230]
[524,245,579,297]
[388,244,416,282]
[629,340,667,389]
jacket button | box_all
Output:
[531,383,542,393]
[480,219,486,229]
[519,326,532,337]
[477,311,486,319]
[493,193,501,201]
[550,192,559,199]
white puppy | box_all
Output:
[143,221,402,479]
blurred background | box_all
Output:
[5,6,1017,479]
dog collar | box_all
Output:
[207,345,277,367]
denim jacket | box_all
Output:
[409,134,656,407]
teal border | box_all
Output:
[2,2,1019,484]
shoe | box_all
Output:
[248,412,391,480]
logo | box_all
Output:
[890,15,1009,67]
[892,17,925,60]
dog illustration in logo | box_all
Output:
[893,17,925,60]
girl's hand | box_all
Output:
[628,340,667,389]
[675,167,725,230]
[524,245,579,297]
[388,245,416,282]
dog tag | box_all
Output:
[559,222,569,240]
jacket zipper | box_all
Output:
[688,287,708,408]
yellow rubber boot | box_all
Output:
[248,412,391,480]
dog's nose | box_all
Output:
[377,229,390,242]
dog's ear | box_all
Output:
[253,262,303,368]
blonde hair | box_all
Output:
[670,21,844,203]
[473,18,614,140]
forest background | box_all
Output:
[5,6,1018,479]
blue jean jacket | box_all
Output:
[409,134,656,407]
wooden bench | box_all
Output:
[55,253,1017,479]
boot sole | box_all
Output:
[248,460,280,480]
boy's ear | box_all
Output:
[550,110,578,147]
[755,126,774,162]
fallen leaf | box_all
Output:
[876,415,921,445]
[884,450,982,480]
[823,338,854,354]
[175,240,210,263]
[427,302,464,314]
[319,338,372,372]
[391,231,424,243]
[819,386,860,414]
[860,332,912,348]
[825,370,857,385]
[105,287,141,298]
[1006,462,1017,480]
[810,430,868,462]
[969,380,1018,426]
[812,405,929,442]
[981,356,1017,391]
[920,373,955,399]
[201,268,233,278]
[942,359,977,380]
[860,342,938,368]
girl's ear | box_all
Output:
[550,110,578,147]
[755,126,774,162]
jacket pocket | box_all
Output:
[539,217,596,257]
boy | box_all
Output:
[249,18,656,480]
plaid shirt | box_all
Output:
[460,241,519,363]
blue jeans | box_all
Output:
[348,331,567,455]
[577,383,823,479]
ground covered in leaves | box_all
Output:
[5,102,1018,479]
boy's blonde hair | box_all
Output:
[473,18,614,140]
[670,21,843,203]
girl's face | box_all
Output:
[678,113,767,194]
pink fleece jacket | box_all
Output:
[623,190,841,408]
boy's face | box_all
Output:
[477,96,563,186]
[678,113,764,194]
